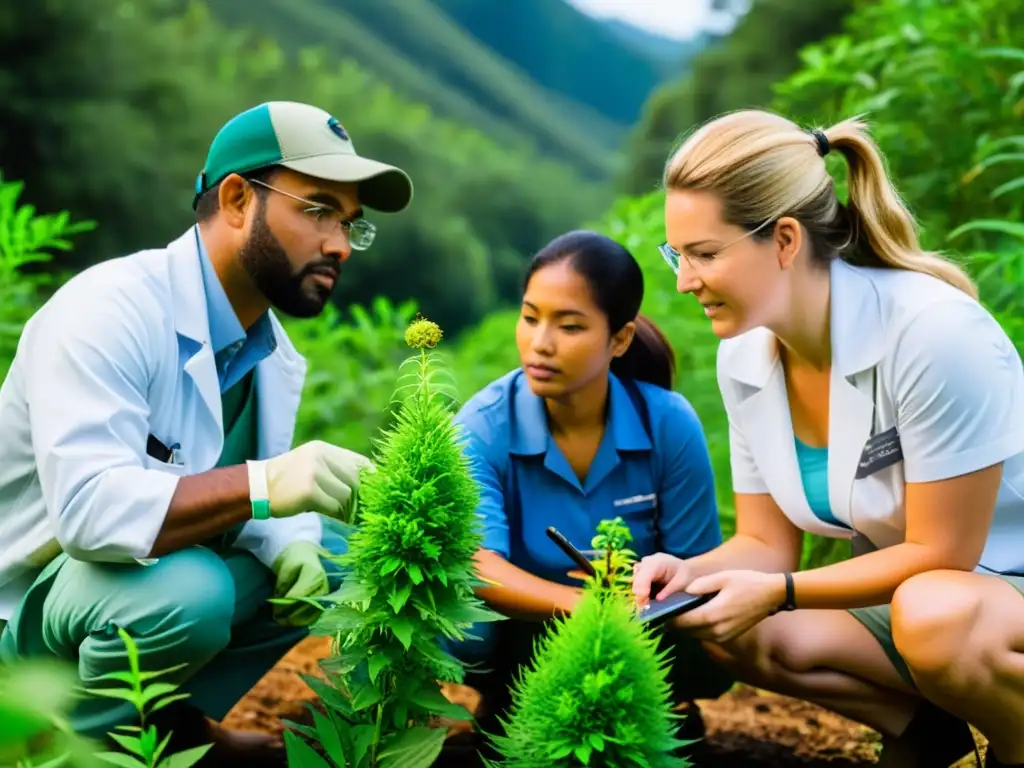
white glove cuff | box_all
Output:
[246,459,271,520]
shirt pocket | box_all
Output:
[611,492,658,519]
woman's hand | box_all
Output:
[631,553,694,608]
[670,570,787,643]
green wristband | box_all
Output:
[251,498,271,520]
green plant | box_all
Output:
[0,173,96,380]
[282,316,504,767]
[0,658,102,767]
[587,516,638,597]
[0,627,212,768]
[483,518,691,768]
[83,627,212,768]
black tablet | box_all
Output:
[545,526,717,623]
[635,590,715,624]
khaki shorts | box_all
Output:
[848,571,1024,687]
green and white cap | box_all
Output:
[193,101,413,213]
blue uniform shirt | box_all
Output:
[196,229,277,392]
[453,369,723,585]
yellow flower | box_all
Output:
[405,317,443,349]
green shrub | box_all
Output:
[484,518,690,768]
[282,317,503,768]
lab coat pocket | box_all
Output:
[142,453,189,477]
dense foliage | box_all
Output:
[283,320,503,767]
[621,0,853,194]
[484,519,689,767]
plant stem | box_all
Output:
[371,700,384,767]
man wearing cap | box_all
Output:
[0,101,413,764]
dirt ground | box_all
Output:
[220,636,912,766]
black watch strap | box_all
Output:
[772,572,797,614]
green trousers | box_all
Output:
[0,517,347,740]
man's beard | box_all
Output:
[238,200,339,318]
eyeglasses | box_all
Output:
[659,218,776,275]
[247,179,377,251]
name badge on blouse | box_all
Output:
[855,426,903,479]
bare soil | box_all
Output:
[221,636,896,766]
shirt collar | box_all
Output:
[196,230,275,357]
[509,370,652,456]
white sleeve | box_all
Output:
[891,299,1024,483]
[24,293,177,562]
[717,344,769,494]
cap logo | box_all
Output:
[327,117,349,141]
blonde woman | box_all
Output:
[631,110,1024,768]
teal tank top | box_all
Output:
[794,437,849,529]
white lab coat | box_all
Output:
[0,226,322,620]
[717,257,1024,575]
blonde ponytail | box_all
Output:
[825,117,977,298]
[663,110,978,299]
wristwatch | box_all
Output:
[246,459,271,520]
[772,572,797,614]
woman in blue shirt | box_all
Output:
[450,229,733,745]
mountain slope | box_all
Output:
[601,18,713,70]
[205,0,630,179]
[433,0,681,126]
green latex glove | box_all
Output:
[269,541,330,627]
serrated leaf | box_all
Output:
[408,685,472,721]
[141,682,181,708]
[574,743,593,763]
[387,582,413,613]
[328,579,374,605]
[312,706,347,766]
[350,724,377,766]
[368,652,389,683]
[407,563,424,585]
[351,681,382,711]
[81,687,142,707]
[390,615,415,649]
[377,726,447,768]
[157,743,214,768]
[282,731,333,768]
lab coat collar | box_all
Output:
[717,257,885,389]
[508,369,652,456]
[165,226,306,460]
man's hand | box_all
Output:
[269,540,330,627]
[262,440,373,521]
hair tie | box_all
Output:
[810,129,830,157]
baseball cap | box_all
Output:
[193,101,413,213]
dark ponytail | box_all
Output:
[524,230,677,390]
[609,313,675,390]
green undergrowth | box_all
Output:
[1,627,211,768]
